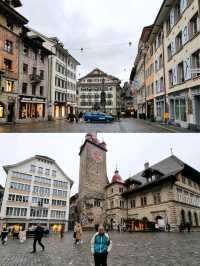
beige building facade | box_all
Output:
[131,0,200,129]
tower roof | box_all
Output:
[79,133,107,155]
[111,169,124,184]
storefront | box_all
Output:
[155,96,165,122]
[191,87,200,129]
[54,103,66,119]
[50,223,65,233]
[19,97,47,122]
[147,99,154,119]
[0,102,5,119]
[169,91,188,128]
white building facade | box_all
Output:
[0,155,73,232]
[77,68,121,116]
[27,31,80,120]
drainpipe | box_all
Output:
[143,48,147,120]
[162,30,168,124]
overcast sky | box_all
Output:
[17,0,163,83]
[0,134,200,195]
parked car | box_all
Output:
[84,112,114,123]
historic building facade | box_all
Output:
[70,134,200,232]
[0,0,28,123]
[131,0,200,129]
[0,155,73,232]
[77,133,108,229]
[77,68,121,116]
[17,27,52,122]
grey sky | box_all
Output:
[18,0,163,83]
[0,134,200,195]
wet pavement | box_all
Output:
[0,118,195,133]
[0,232,200,266]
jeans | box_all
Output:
[94,252,108,266]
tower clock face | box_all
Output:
[92,151,103,162]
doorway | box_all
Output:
[7,103,15,122]
[194,95,200,127]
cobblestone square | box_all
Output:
[0,232,200,266]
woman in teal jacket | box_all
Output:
[91,225,112,266]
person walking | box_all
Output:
[30,224,45,253]
[91,225,112,266]
[60,226,64,239]
[1,228,8,245]
[19,228,26,243]
[74,223,82,244]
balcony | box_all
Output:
[30,74,43,83]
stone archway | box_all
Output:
[194,212,199,226]
[188,211,193,225]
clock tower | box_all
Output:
[78,133,108,228]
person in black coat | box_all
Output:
[1,228,8,245]
[31,224,45,253]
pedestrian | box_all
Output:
[30,224,45,253]
[60,226,64,239]
[186,222,191,233]
[91,225,112,266]
[74,223,82,244]
[166,223,171,233]
[19,228,26,243]
[1,228,8,245]
[117,111,120,121]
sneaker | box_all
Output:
[30,251,36,254]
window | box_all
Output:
[5,80,14,92]
[130,199,135,208]
[32,85,36,95]
[153,193,161,204]
[38,167,43,174]
[4,40,13,53]
[23,45,29,57]
[45,169,50,176]
[30,165,36,173]
[176,31,183,52]
[189,13,199,38]
[177,62,184,83]
[22,83,27,94]
[4,58,12,70]
[23,64,28,74]
[169,70,173,88]
[191,50,200,78]
[52,170,56,177]
[167,44,172,60]
[40,86,44,96]
[141,196,147,207]
[40,70,44,80]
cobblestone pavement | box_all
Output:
[0,232,200,266]
[0,118,195,133]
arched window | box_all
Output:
[0,103,5,118]
[194,212,198,226]
[188,211,193,225]
[181,209,186,224]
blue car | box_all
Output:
[84,112,114,123]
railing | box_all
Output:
[29,74,43,83]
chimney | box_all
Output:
[144,162,149,170]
